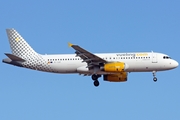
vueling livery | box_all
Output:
[2,29,179,87]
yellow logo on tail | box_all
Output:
[15,37,20,42]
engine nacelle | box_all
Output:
[103,72,128,82]
[101,62,128,72]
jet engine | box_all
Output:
[103,72,128,82]
[101,62,128,72]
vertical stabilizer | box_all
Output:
[4,28,53,72]
[6,29,38,58]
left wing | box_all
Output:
[68,43,107,68]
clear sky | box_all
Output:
[0,0,180,120]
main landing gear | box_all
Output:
[152,71,157,82]
[91,74,101,87]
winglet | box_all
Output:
[68,42,73,47]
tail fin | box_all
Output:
[6,29,38,59]
[4,29,53,71]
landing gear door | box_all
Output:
[152,52,157,63]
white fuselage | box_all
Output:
[40,52,178,74]
[3,28,179,86]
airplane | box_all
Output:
[2,28,179,87]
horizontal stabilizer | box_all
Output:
[4,53,26,62]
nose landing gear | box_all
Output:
[91,74,101,87]
[152,71,157,82]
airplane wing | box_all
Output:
[68,43,107,68]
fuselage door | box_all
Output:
[152,52,158,63]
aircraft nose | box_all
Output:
[172,60,179,68]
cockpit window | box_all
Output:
[163,56,171,59]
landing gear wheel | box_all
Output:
[92,74,98,80]
[93,80,99,87]
[153,77,157,82]
[91,74,101,87]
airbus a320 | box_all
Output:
[3,29,179,87]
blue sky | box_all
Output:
[0,0,180,120]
